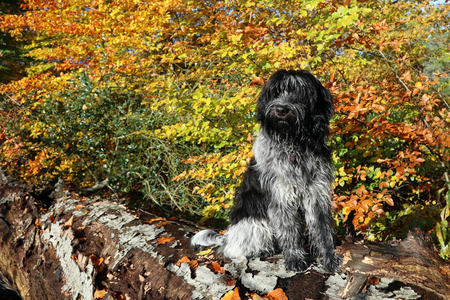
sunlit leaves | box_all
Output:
[0,0,449,248]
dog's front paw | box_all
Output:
[322,252,342,272]
[285,257,309,272]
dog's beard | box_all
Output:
[262,102,305,143]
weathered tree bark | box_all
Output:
[337,230,450,299]
[0,169,449,300]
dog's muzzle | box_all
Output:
[274,105,290,118]
[270,104,296,125]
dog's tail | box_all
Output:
[191,229,224,248]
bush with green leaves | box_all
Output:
[1,71,207,213]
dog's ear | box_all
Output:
[293,70,333,121]
[256,88,268,123]
[311,79,334,137]
[317,83,334,122]
[290,70,333,137]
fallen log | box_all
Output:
[0,169,448,300]
[337,230,450,299]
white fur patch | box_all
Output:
[253,133,333,211]
[222,218,274,258]
[191,229,224,247]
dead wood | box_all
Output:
[337,230,450,299]
[0,169,449,300]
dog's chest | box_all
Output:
[253,136,310,208]
[265,159,306,207]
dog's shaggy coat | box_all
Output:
[191,70,341,272]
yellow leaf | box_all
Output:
[196,248,212,256]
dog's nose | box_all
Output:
[275,105,290,117]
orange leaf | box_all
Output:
[145,217,166,224]
[176,256,198,269]
[64,215,74,228]
[226,278,236,286]
[265,288,288,300]
[157,236,175,244]
[220,287,241,300]
[440,265,450,276]
[75,204,86,210]
[250,77,265,86]
[210,261,226,274]
[384,197,394,206]
[375,209,385,217]
[176,256,191,266]
[94,289,108,299]
[157,221,171,226]
[90,254,104,268]
[189,260,199,270]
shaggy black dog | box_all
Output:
[191,70,341,272]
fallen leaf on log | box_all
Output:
[226,279,236,286]
[189,260,199,270]
[93,289,107,299]
[156,221,171,226]
[146,217,166,223]
[220,287,241,300]
[90,254,104,268]
[176,256,190,265]
[265,288,288,300]
[64,215,74,228]
[209,261,225,274]
[196,248,212,256]
[156,236,174,244]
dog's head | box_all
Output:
[256,70,334,142]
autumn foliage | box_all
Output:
[1,0,449,257]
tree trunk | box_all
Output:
[337,230,450,299]
[0,169,448,300]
